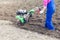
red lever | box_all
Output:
[36,8,41,15]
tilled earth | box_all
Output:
[0,0,60,39]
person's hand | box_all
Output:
[39,10,44,14]
[39,6,46,14]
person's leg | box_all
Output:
[45,1,56,30]
[45,9,55,30]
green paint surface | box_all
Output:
[16,15,24,23]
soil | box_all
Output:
[0,0,60,40]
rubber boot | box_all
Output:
[45,0,56,30]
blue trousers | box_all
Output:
[45,0,56,30]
